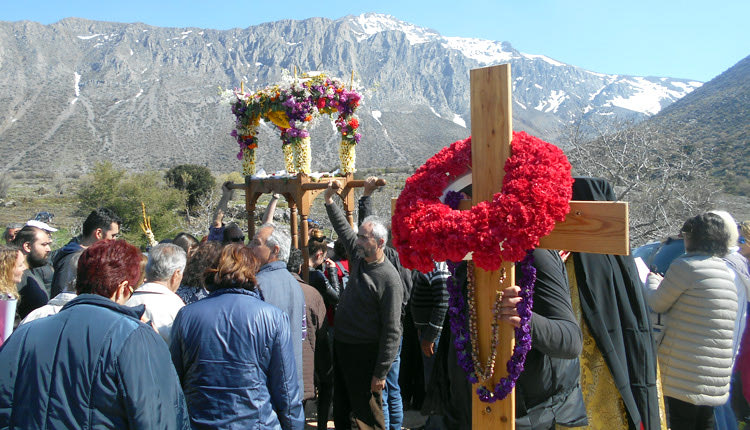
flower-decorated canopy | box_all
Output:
[224,72,362,175]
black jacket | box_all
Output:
[424,249,587,429]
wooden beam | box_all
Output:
[470,63,515,428]
[456,200,630,255]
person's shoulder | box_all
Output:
[300,282,325,306]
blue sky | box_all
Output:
[2,0,748,82]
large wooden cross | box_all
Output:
[466,64,629,428]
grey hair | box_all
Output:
[708,210,739,248]
[261,223,291,262]
[362,216,388,245]
[146,243,187,282]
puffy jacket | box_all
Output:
[256,260,307,395]
[0,294,191,429]
[646,253,738,406]
[170,288,304,430]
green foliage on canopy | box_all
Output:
[77,162,186,246]
[165,164,216,210]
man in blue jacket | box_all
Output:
[250,222,307,396]
[0,239,190,429]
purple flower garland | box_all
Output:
[444,190,536,403]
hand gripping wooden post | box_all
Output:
[466,64,629,428]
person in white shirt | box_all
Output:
[126,243,186,344]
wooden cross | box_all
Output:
[467,64,629,428]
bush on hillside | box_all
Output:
[77,162,186,246]
[165,164,216,210]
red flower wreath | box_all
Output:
[392,132,573,273]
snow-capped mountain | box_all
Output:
[0,13,702,175]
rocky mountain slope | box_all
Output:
[0,14,701,175]
[648,55,750,195]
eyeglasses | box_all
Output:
[740,236,747,245]
[230,236,245,243]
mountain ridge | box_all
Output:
[0,14,703,176]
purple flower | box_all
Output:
[447,251,536,403]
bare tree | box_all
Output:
[561,117,718,246]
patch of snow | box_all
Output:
[134,89,143,99]
[584,70,608,78]
[534,90,567,113]
[74,72,81,97]
[515,100,527,110]
[429,106,441,118]
[93,43,102,48]
[671,81,702,92]
[442,37,513,64]
[198,31,204,35]
[77,34,101,40]
[143,29,148,32]
[286,41,300,46]
[583,105,593,114]
[11,118,16,123]
[453,114,466,128]
[70,98,78,105]
[129,48,133,56]
[589,85,607,101]
[351,13,440,44]
[372,110,382,125]
[608,76,699,115]
[534,84,543,90]
[181,30,192,35]
[206,43,212,47]
[181,35,189,39]
[521,53,565,67]
[599,111,615,116]
[141,68,148,74]
[255,62,263,66]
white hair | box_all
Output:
[146,243,187,282]
[362,215,388,245]
[708,210,739,248]
[260,223,291,262]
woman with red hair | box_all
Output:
[0,239,190,429]
[170,243,304,429]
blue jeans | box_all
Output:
[382,340,403,430]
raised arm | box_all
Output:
[324,181,357,256]
[261,193,281,225]
[212,182,234,229]
[357,176,381,225]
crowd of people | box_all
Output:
[0,176,749,430]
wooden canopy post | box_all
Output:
[227,174,384,282]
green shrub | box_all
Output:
[165,164,216,210]
[77,162,187,246]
